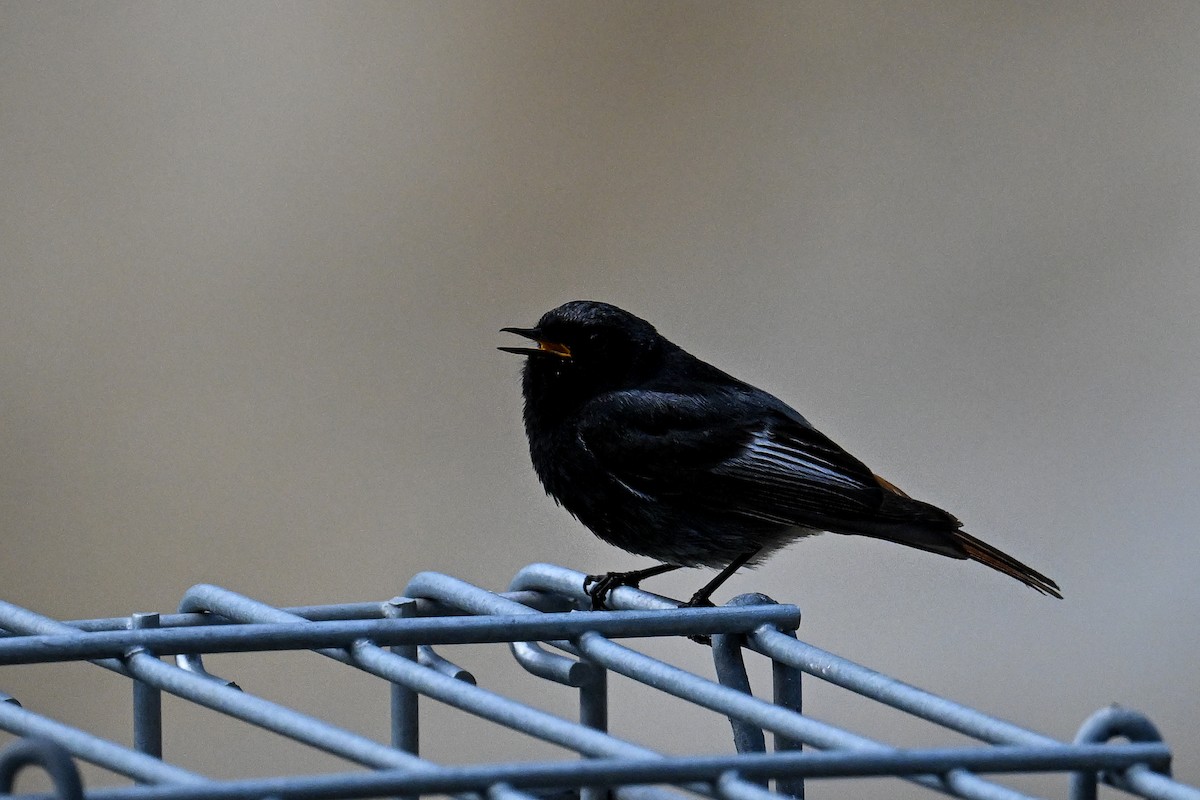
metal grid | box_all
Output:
[0,562,1194,800]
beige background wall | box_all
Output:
[2,3,1198,798]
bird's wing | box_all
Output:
[577,390,885,524]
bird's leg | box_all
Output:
[683,549,760,607]
[584,563,681,610]
[682,549,759,645]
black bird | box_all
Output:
[501,300,1061,609]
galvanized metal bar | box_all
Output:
[749,628,1056,747]
[0,593,570,638]
[0,597,438,773]
[509,566,1042,800]
[125,653,439,771]
[1118,767,1200,800]
[383,598,420,756]
[0,607,801,666]
[715,592,807,799]
[577,658,609,800]
[404,575,691,800]
[483,783,527,800]
[3,565,1195,800]
[180,585,647,758]
[0,737,84,800]
[408,591,576,618]
[415,646,475,683]
[171,651,240,689]
[715,593,795,768]
[0,742,1176,800]
[0,600,130,677]
[711,629,768,758]
[180,583,717,800]
[503,568,1048,751]
[615,788,692,800]
[130,613,164,761]
[1071,706,1198,800]
[0,701,206,785]
[170,592,530,800]
[718,770,774,800]
[512,564,1200,799]
[755,626,1200,800]
[575,630,981,799]
[578,661,608,733]
[0,613,212,637]
[411,571,621,800]
[508,563,681,614]
[426,570,1018,800]
[383,598,421,800]
[182,586,694,766]
[769,627,804,800]
[1072,706,1125,800]
[401,572,775,800]
[509,638,597,687]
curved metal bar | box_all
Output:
[1071,706,1197,800]
[498,570,607,688]
[508,639,596,687]
[171,651,241,690]
[510,563,680,612]
[712,596,772,759]
[1073,706,1166,752]
[0,738,84,800]
[411,570,596,687]
[417,645,476,683]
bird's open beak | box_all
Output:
[498,327,573,358]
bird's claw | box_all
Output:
[583,571,640,611]
[584,572,717,645]
[680,595,716,645]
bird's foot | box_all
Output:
[679,594,716,645]
[583,563,681,610]
[583,571,640,611]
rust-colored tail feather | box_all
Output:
[954,529,1062,598]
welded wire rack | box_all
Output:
[0,562,1195,800]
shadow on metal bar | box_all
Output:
[0,562,1195,800]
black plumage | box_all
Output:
[501,300,1061,607]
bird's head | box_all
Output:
[500,300,666,410]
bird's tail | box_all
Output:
[952,528,1062,599]
[868,484,1063,598]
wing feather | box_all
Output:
[577,390,885,526]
